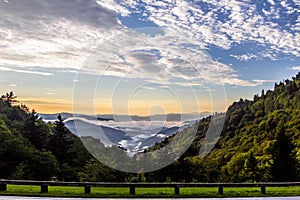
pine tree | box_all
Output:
[49,114,78,181]
[261,89,265,97]
[244,152,260,182]
[22,110,50,150]
[1,91,18,107]
[49,114,71,164]
[269,126,298,182]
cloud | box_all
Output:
[124,51,166,76]
[140,86,155,90]
[0,66,53,76]
[0,0,118,29]
[18,98,72,107]
[112,0,300,59]
[46,90,55,95]
[290,66,300,71]
[0,0,121,70]
[9,83,17,87]
[96,0,131,16]
[230,54,258,61]
[1,0,289,88]
[80,27,258,87]
[223,78,275,87]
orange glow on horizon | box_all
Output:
[19,97,229,115]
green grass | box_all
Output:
[0,185,299,198]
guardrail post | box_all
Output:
[261,185,266,194]
[41,184,48,193]
[130,186,135,195]
[218,185,224,195]
[174,185,180,194]
[84,185,91,194]
[0,184,7,191]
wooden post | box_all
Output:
[41,184,48,193]
[174,185,180,194]
[218,185,224,195]
[84,185,91,194]
[0,184,7,191]
[261,185,266,194]
[130,186,135,195]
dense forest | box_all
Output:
[0,72,300,182]
[150,72,300,183]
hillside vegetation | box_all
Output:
[149,72,300,182]
[0,72,300,182]
[0,95,97,181]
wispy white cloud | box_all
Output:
[290,66,300,71]
[9,83,17,87]
[140,86,155,90]
[0,66,53,76]
[230,54,258,61]
[19,97,72,106]
[96,0,131,16]
[81,27,262,87]
[112,0,300,59]
[223,76,275,87]
[46,90,55,95]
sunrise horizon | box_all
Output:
[6,71,298,117]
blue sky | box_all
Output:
[0,0,299,115]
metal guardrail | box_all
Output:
[0,179,300,195]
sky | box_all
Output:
[0,0,300,116]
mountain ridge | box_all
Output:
[40,112,210,122]
[148,72,300,182]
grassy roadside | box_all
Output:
[0,185,299,198]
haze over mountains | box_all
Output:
[41,113,209,122]
[40,112,208,153]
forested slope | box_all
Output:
[203,72,300,182]
[0,94,93,181]
[149,72,300,182]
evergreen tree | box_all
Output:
[1,91,18,107]
[22,110,50,150]
[29,150,59,181]
[243,152,260,182]
[10,162,32,180]
[269,126,298,182]
[49,114,84,181]
[49,114,71,164]
[261,89,265,97]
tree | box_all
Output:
[243,152,260,182]
[269,126,298,182]
[10,162,32,180]
[0,119,33,179]
[1,91,18,107]
[49,114,72,164]
[29,151,59,180]
[22,110,50,150]
[221,153,248,182]
[261,89,265,97]
[49,114,91,181]
[78,159,116,182]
